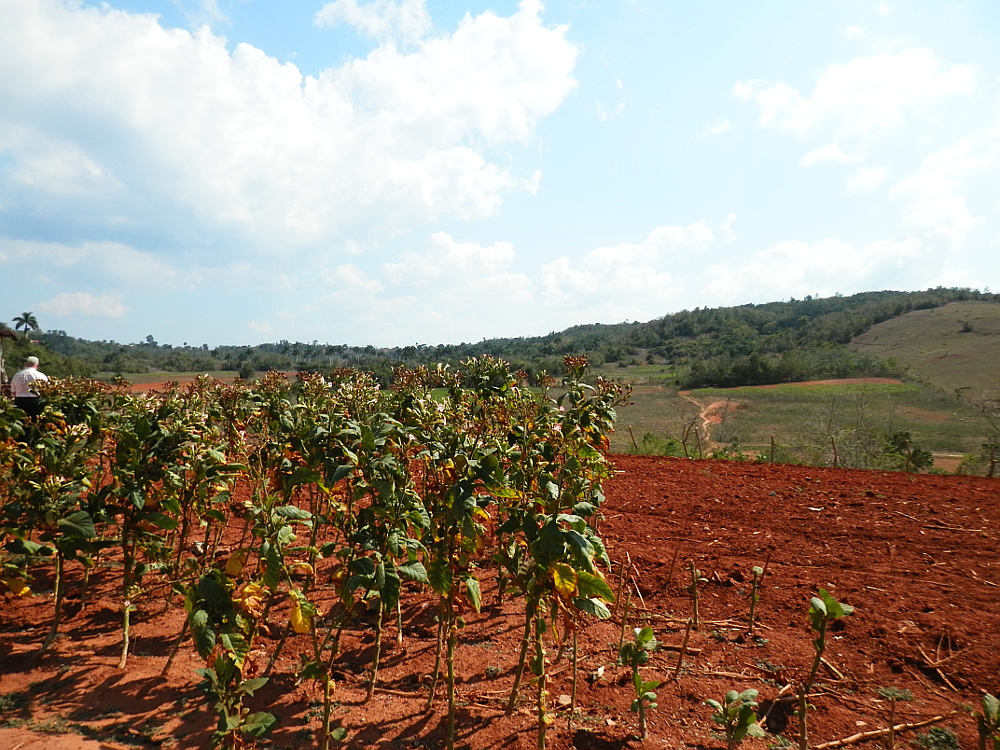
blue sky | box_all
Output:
[1,0,998,347]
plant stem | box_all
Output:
[446,588,458,750]
[570,629,578,723]
[689,562,700,629]
[800,619,828,750]
[426,597,446,712]
[506,595,536,715]
[39,550,64,655]
[535,613,547,750]
[671,619,693,681]
[367,597,384,702]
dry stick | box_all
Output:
[669,619,694,681]
[613,559,628,615]
[628,554,646,609]
[770,434,776,463]
[628,425,639,453]
[917,646,959,691]
[810,713,956,750]
[830,436,839,468]
[616,588,633,657]
[568,629,578,730]
[820,656,846,681]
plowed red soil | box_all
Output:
[2,456,998,750]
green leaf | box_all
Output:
[298,661,326,682]
[573,596,611,620]
[239,677,269,695]
[464,576,482,613]
[239,711,277,737]
[349,557,376,576]
[428,559,453,595]
[397,559,429,584]
[575,569,615,602]
[139,511,178,530]
[330,726,348,741]
[57,510,96,539]
[274,504,312,520]
[985,694,1000,723]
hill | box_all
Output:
[19,288,1000,388]
[850,300,1000,396]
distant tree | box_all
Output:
[12,311,39,339]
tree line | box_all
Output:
[4,287,997,388]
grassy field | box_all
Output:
[609,379,993,468]
[694,380,985,451]
[850,300,1000,395]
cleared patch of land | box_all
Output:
[850,300,1000,395]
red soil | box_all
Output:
[2,456,998,749]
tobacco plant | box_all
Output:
[978,693,1000,750]
[620,626,661,740]
[799,589,854,750]
[688,562,708,628]
[874,686,912,750]
[705,688,766,750]
[188,569,277,748]
[748,565,764,637]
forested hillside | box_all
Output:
[8,287,999,387]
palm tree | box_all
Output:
[12,311,39,339]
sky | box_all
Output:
[1,0,999,347]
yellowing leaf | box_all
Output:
[235,582,267,619]
[1,576,30,597]
[290,599,312,634]
[552,563,577,599]
[225,551,247,577]
[291,561,314,577]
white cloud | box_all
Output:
[703,237,923,302]
[308,232,533,344]
[597,78,627,121]
[847,165,888,191]
[703,120,732,136]
[845,26,866,39]
[247,320,276,335]
[0,238,190,287]
[0,0,578,250]
[735,48,976,140]
[314,0,432,44]
[383,232,516,285]
[798,144,857,166]
[37,292,127,318]
[721,213,738,244]
[540,223,714,315]
[889,136,996,246]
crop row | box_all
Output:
[0,356,631,749]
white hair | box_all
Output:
[25,356,39,367]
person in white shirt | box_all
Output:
[11,356,49,418]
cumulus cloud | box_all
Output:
[889,137,996,246]
[703,120,732,136]
[702,237,924,302]
[315,0,432,44]
[847,165,888,191]
[0,238,190,287]
[308,232,533,343]
[37,292,127,318]
[735,48,975,140]
[540,223,714,317]
[0,0,578,250]
[799,144,857,167]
